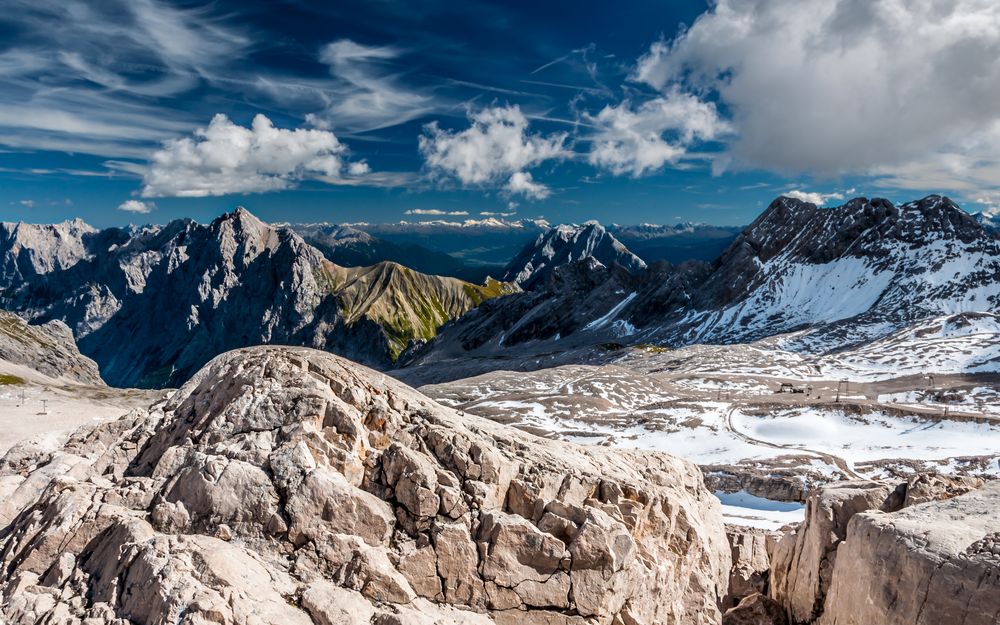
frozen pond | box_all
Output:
[714,490,805,530]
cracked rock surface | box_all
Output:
[0,345,730,625]
[770,474,991,625]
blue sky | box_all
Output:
[2,0,999,228]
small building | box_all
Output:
[777,383,810,394]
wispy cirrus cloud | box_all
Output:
[307,40,442,133]
[0,0,247,160]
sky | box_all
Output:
[2,0,1000,228]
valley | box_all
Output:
[417,342,1000,526]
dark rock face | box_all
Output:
[722,593,788,625]
[0,209,512,388]
[502,221,646,290]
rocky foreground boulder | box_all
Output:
[0,346,730,625]
[769,474,988,625]
[820,483,1000,625]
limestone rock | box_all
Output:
[301,582,376,625]
[724,526,775,610]
[819,482,1000,625]
[0,310,103,384]
[723,593,787,625]
[0,346,730,624]
[770,474,991,624]
[769,480,901,623]
[901,472,983,507]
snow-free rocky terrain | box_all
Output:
[0,346,732,625]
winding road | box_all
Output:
[723,405,863,479]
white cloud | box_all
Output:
[479,210,517,217]
[0,0,248,158]
[118,199,154,213]
[782,190,845,207]
[586,88,730,177]
[19,199,35,208]
[141,114,368,197]
[505,171,550,200]
[631,0,1000,204]
[419,105,567,199]
[404,209,469,216]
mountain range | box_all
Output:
[0,208,516,387]
[290,218,739,279]
[402,195,1000,378]
[289,223,504,283]
[607,222,742,264]
[4,194,996,389]
[502,220,647,289]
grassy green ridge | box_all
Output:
[322,261,518,361]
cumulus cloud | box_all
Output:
[141,114,368,197]
[404,209,469,216]
[18,199,35,208]
[631,0,1000,202]
[419,105,567,200]
[586,88,730,177]
[118,199,154,213]
[505,171,550,200]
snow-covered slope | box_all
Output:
[404,195,1000,375]
[815,312,1000,380]
[669,195,1000,344]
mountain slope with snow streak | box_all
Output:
[502,221,646,289]
[663,195,1000,344]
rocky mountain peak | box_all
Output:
[0,209,519,387]
[502,220,646,290]
[0,217,98,283]
[212,205,270,236]
[726,194,988,270]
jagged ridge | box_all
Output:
[0,208,517,387]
